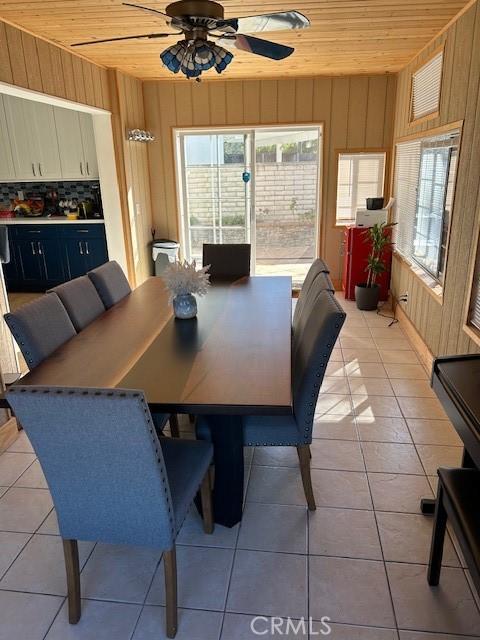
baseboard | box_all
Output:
[0,417,19,453]
[393,298,434,375]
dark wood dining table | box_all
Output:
[2,276,293,527]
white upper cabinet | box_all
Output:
[79,113,99,179]
[3,95,39,180]
[0,96,15,181]
[1,96,99,182]
[32,102,62,179]
[54,108,99,180]
[54,108,85,179]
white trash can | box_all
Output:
[152,239,179,275]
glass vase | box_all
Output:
[173,293,197,319]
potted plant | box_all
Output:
[355,222,396,311]
[162,259,210,319]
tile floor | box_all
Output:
[0,295,479,639]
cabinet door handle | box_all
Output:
[79,241,84,255]
[31,163,36,177]
[77,230,89,233]
[86,162,90,175]
[38,163,42,176]
[85,241,89,255]
[37,241,42,255]
[30,241,36,255]
[28,230,41,233]
[80,161,84,175]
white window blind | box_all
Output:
[393,140,421,259]
[336,152,386,225]
[393,130,460,284]
[471,261,480,330]
[411,51,443,121]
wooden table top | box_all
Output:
[12,276,293,415]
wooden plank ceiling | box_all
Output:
[0,0,470,80]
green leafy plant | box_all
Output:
[362,222,396,288]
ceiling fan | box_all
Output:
[71,0,310,80]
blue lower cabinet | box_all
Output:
[2,223,108,292]
[64,236,108,280]
[16,239,44,289]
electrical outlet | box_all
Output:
[399,292,409,303]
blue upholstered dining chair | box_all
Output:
[4,293,76,369]
[202,243,251,280]
[50,271,176,440]
[6,386,214,639]
[293,258,333,331]
[48,275,105,332]
[197,289,346,510]
[87,260,131,308]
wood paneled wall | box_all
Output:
[391,0,480,357]
[113,71,154,284]
[143,75,397,284]
[0,19,110,110]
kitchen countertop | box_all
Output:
[0,217,104,225]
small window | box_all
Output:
[411,50,443,122]
[335,151,386,225]
[393,129,460,286]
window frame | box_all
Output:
[464,215,480,345]
[411,142,455,282]
[409,46,444,126]
[334,148,389,227]
[392,121,463,299]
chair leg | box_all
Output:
[297,445,316,511]
[200,471,214,534]
[169,414,180,439]
[428,484,448,586]
[62,539,81,624]
[164,547,178,638]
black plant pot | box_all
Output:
[355,283,381,311]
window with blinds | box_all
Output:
[411,51,444,122]
[470,260,480,331]
[393,129,460,285]
[335,152,386,225]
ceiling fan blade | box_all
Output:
[122,2,169,18]
[219,34,294,60]
[123,2,194,31]
[216,11,309,35]
[71,32,173,46]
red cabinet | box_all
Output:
[342,226,392,301]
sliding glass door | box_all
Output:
[178,132,252,263]
[176,126,321,286]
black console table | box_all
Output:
[421,354,480,514]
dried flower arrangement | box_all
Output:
[162,259,211,303]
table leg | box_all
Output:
[197,415,244,528]
[421,498,436,515]
[421,446,474,516]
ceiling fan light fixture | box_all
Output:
[160,39,233,79]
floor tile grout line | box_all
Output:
[41,595,67,640]
[218,531,239,639]
[0,531,34,583]
[353,414,401,633]
[0,453,39,491]
[127,551,164,640]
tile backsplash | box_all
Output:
[0,180,101,205]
